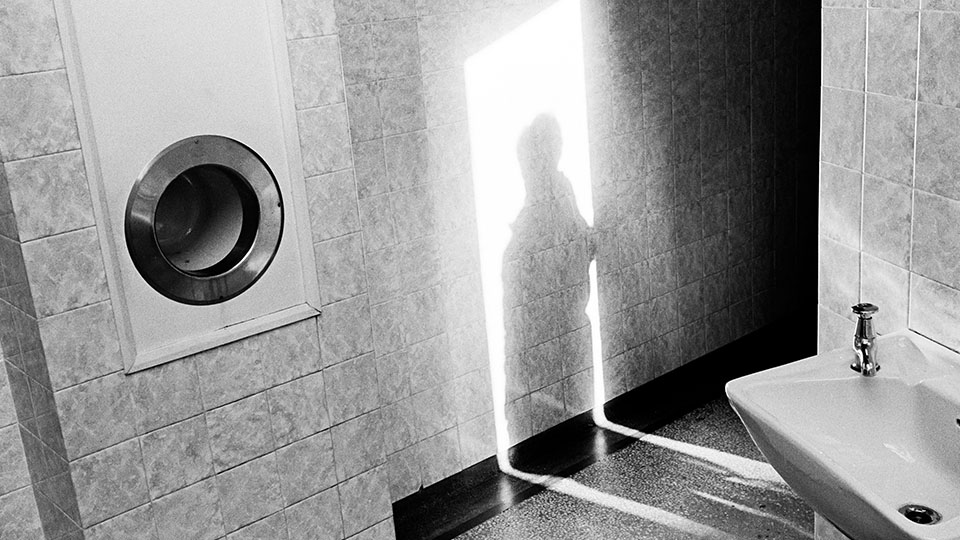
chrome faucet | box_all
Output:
[851,303,879,376]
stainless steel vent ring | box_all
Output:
[125,135,283,305]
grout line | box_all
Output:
[907,8,923,327]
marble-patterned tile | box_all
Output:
[862,175,912,267]
[141,416,213,499]
[227,511,287,540]
[345,83,383,143]
[285,487,343,540]
[314,232,367,305]
[910,273,960,351]
[4,151,94,242]
[425,122,469,180]
[258,318,322,387]
[818,163,861,249]
[84,504,157,540]
[56,373,135,460]
[0,70,79,161]
[34,494,81,540]
[450,368,492,424]
[529,382,567,435]
[819,237,861,317]
[924,0,960,9]
[339,23,378,85]
[277,430,336,505]
[860,254,909,334]
[407,336,446,397]
[297,104,352,177]
[419,428,461,487]
[282,0,337,39]
[334,0,415,24]
[378,76,426,137]
[0,367,14,428]
[0,0,64,75]
[23,426,68,485]
[194,337,265,410]
[21,227,108,317]
[72,439,149,527]
[821,87,864,171]
[400,286,444,345]
[359,195,398,253]
[867,8,918,99]
[353,139,391,200]
[562,366,594,416]
[915,102,960,201]
[399,237,442,294]
[383,130,429,191]
[5,363,34,427]
[267,371,330,447]
[0,424,28,496]
[216,453,283,533]
[305,169,361,243]
[912,190,960,289]
[0,487,43,538]
[919,11,960,107]
[457,411,495,468]
[332,410,386,480]
[418,14,463,73]
[338,465,392,537]
[319,295,374,368]
[505,394,533,445]
[376,347,412,404]
[870,0,917,6]
[287,36,344,109]
[416,0,461,15]
[410,384,455,439]
[864,94,915,185]
[324,353,380,424]
[39,301,121,391]
[822,8,865,90]
[153,478,224,540]
[380,396,418,455]
[206,393,273,472]
[390,186,437,243]
[130,355,202,434]
[385,444,420,502]
[373,19,421,81]
[347,519,396,540]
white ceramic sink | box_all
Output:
[727,330,960,540]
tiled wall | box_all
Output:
[1,1,398,539]
[0,0,803,539]
[819,0,960,352]
[0,1,86,538]
[0,167,52,538]
[582,0,800,411]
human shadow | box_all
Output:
[501,114,595,443]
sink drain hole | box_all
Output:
[899,504,942,525]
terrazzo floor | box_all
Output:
[455,399,814,539]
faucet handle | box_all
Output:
[852,303,879,319]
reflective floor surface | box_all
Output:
[455,399,814,540]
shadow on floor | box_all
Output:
[456,399,813,540]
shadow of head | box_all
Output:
[517,113,563,197]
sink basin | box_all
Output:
[726,330,960,540]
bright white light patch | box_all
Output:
[464,0,595,464]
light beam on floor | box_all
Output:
[502,464,741,540]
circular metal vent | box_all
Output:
[125,135,283,305]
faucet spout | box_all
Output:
[851,303,880,376]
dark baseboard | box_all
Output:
[392,319,799,540]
